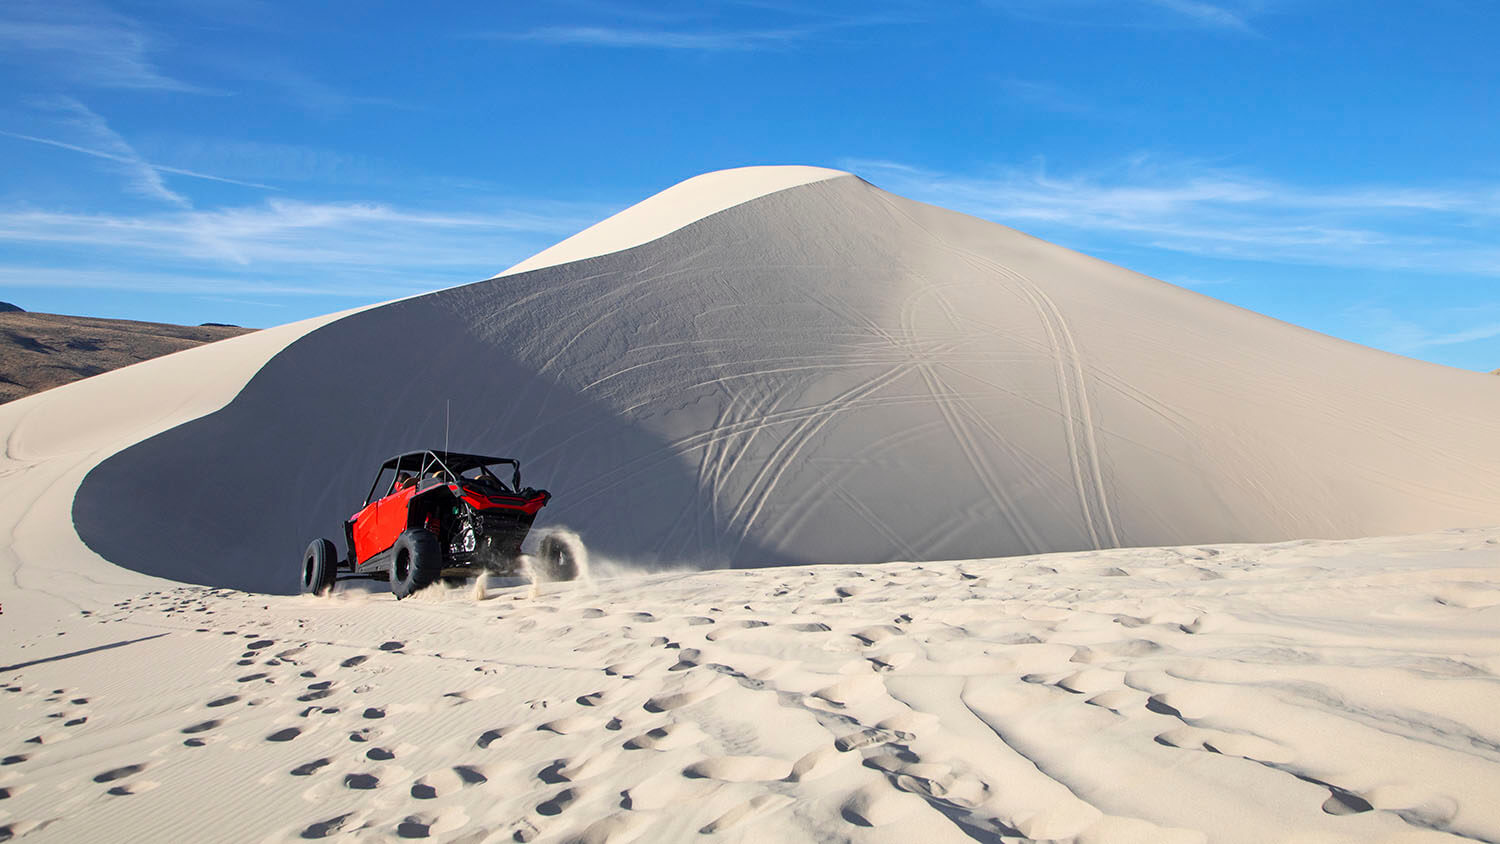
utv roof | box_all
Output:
[379,451,519,472]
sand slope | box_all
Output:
[3,529,1499,842]
[60,167,1500,594]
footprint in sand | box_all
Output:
[643,677,731,713]
[206,695,239,708]
[412,765,489,799]
[343,773,379,790]
[537,714,604,735]
[812,674,886,708]
[93,763,146,783]
[623,721,708,751]
[788,622,832,633]
[1054,669,1126,696]
[564,812,653,844]
[181,720,220,735]
[378,641,405,652]
[266,727,302,742]
[365,747,395,761]
[787,746,856,782]
[291,758,331,776]
[1085,689,1146,714]
[840,784,926,827]
[623,768,713,810]
[603,656,657,679]
[536,786,581,816]
[105,780,160,797]
[852,626,903,647]
[1321,788,1374,815]
[682,755,791,783]
[834,727,912,753]
[300,812,363,838]
[475,727,511,749]
[703,620,769,642]
[554,746,623,783]
[340,655,368,668]
[700,793,796,833]
[668,650,700,672]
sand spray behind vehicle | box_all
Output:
[466,527,592,600]
[524,528,589,597]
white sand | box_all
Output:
[492,166,846,278]
[3,530,1499,842]
[3,165,1500,841]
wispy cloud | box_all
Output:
[1344,303,1500,356]
[985,0,1260,33]
[26,97,197,206]
[214,62,411,115]
[0,3,208,92]
[0,196,612,300]
[490,5,911,52]
[0,200,600,266]
[496,24,812,50]
[839,157,1500,276]
[998,79,1097,116]
[1148,0,1252,31]
[0,129,278,192]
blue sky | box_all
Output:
[1,0,1496,370]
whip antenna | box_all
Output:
[445,399,451,456]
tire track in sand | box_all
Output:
[869,190,1119,550]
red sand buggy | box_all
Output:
[300,450,578,598]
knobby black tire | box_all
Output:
[537,532,580,582]
[301,538,337,596]
[390,529,442,600]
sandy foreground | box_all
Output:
[4,528,1500,843]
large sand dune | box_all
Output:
[52,166,1500,594]
[4,166,1500,843]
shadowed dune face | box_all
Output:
[74,176,1500,593]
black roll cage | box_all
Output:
[363,450,523,506]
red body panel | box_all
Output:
[350,484,417,566]
[349,500,380,565]
[458,490,549,515]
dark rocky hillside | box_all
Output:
[0,305,252,403]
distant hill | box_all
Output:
[0,309,253,403]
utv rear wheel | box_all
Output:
[390,529,442,599]
[301,538,337,596]
[536,531,582,582]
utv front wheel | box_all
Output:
[536,531,583,582]
[390,529,442,599]
[301,538,337,596]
